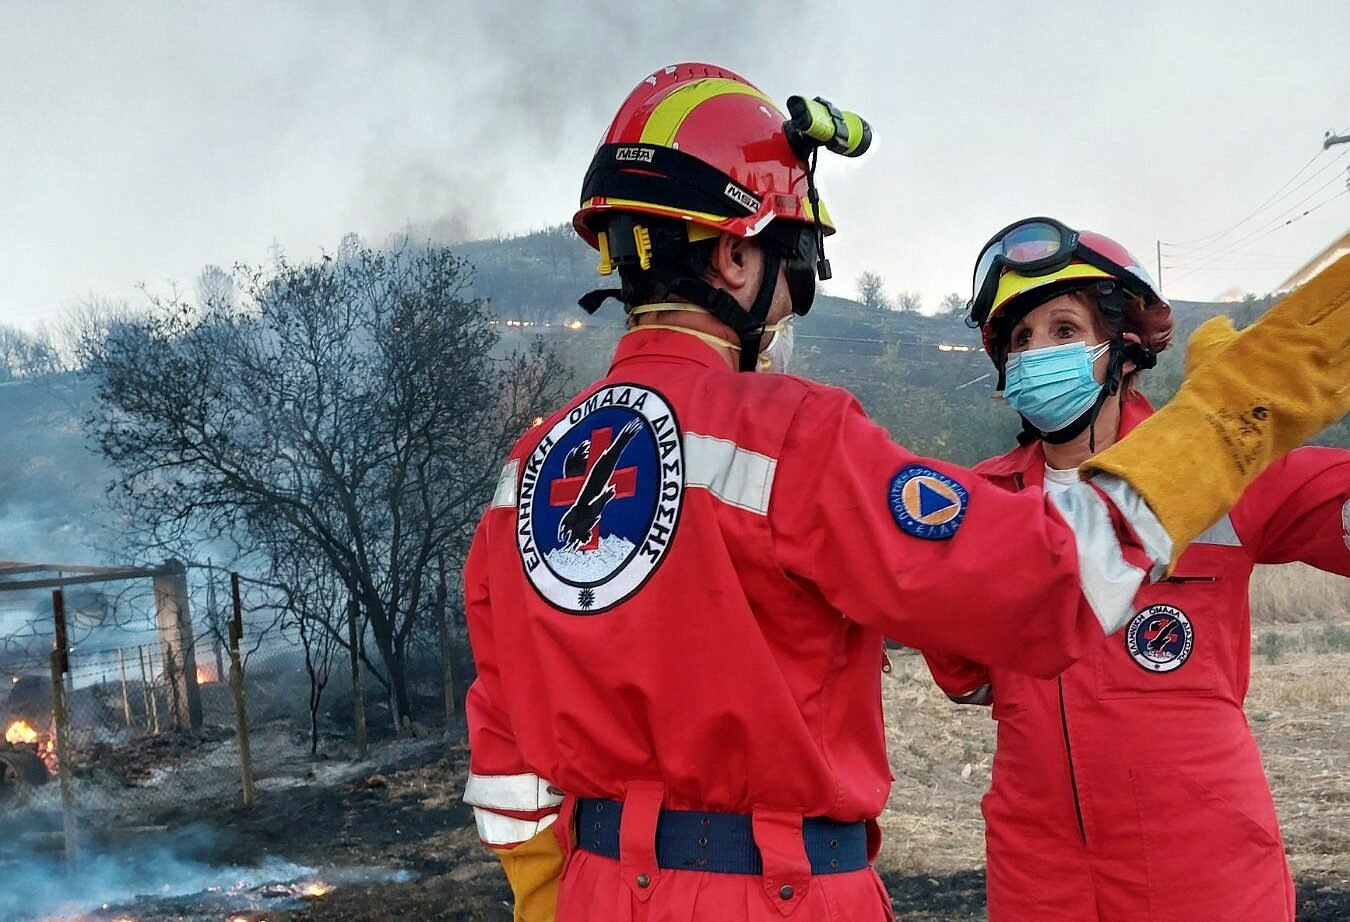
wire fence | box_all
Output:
[0,573,464,865]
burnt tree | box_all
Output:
[82,239,571,721]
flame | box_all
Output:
[304,883,329,898]
[4,720,37,746]
[196,667,211,684]
[40,737,58,773]
[4,720,57,773]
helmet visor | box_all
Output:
[968,217,1163,326]
[970,219,1079,324]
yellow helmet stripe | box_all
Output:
[587,195,835,234]
[589,196,735,227]
[639,79,774,147]
[989,262,1113,321]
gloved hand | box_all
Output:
[1184,315,1240,375]
[1083,253,1350,570]
[491,824,565,922]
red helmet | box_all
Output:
[969,218,1174,360]
[573,63,833,250]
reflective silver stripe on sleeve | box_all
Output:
[471,808,558,847]
[683,432,777,515]
[464,771,563,811]
[1193,513,1241,548]
[1086,473,1174,580]
[491,460,519,509]
[1048,482,1149,635]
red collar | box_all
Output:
[608,326,737,375]
[975,392,1157,480]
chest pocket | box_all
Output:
[1095,518,1252,700]
[1096,570,1233,699]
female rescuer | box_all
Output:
[924,216,1350,922]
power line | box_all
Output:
[1164,170,1350,282]
[1168,147,1330,247]
[1157,244,1311,260]
[1166,187,1349,285]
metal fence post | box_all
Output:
[138,645,160,734]
[117,648,134,728]
[229,573,256,805]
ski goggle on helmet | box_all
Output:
[967,217,1165,328]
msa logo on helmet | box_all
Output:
[614,146,655,164]
[723,182,761,213]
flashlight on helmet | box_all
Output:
[784,96,873,160]
[782,95,873,283]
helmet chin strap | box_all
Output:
[656,247,783,372]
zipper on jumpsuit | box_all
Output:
[1013,470,1088,844]
[1058,677,1087,844]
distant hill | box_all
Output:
[464,224,1344,460]
[0,230,1342,587]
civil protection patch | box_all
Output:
[888,465,968,540]
[1125,604,1194,673]
[516,383,683,615]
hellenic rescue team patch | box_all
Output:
[1126,604,1194,673]
[888,464,968,540]
[516,384,683,615]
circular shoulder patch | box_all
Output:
[1125,604,1194,673]
[888,464,969,540]
[516,384,683,615]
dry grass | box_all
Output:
[1251,562,1350,624]
[878,655,994,876]
[1248,651,1350,877]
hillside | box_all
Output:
[0,229,1343,577]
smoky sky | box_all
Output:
[1,0,1347,328]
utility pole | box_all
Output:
[1324,129,1350,149]
[1156,240,1163,292]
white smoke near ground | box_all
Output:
[0,822,308,921]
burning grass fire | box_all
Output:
[86,870,403,920]
[3,718,58,776]
[5,719,38,746]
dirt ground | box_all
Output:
[72,615,1349,922]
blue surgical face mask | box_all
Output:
[1002,341,1111,434]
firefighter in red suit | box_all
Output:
[462,66,1350,921]
[923,217,1350,922]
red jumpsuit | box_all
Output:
[925,394,1350,922]
[465,328,1170,921]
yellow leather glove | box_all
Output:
[491,825,565,922]
[1083,253,1350,570]
[1184,315,1240,375]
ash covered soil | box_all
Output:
[86,622,1349,921]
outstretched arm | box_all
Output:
[1236,446,1350,575]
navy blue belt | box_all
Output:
[574,798,868,875]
